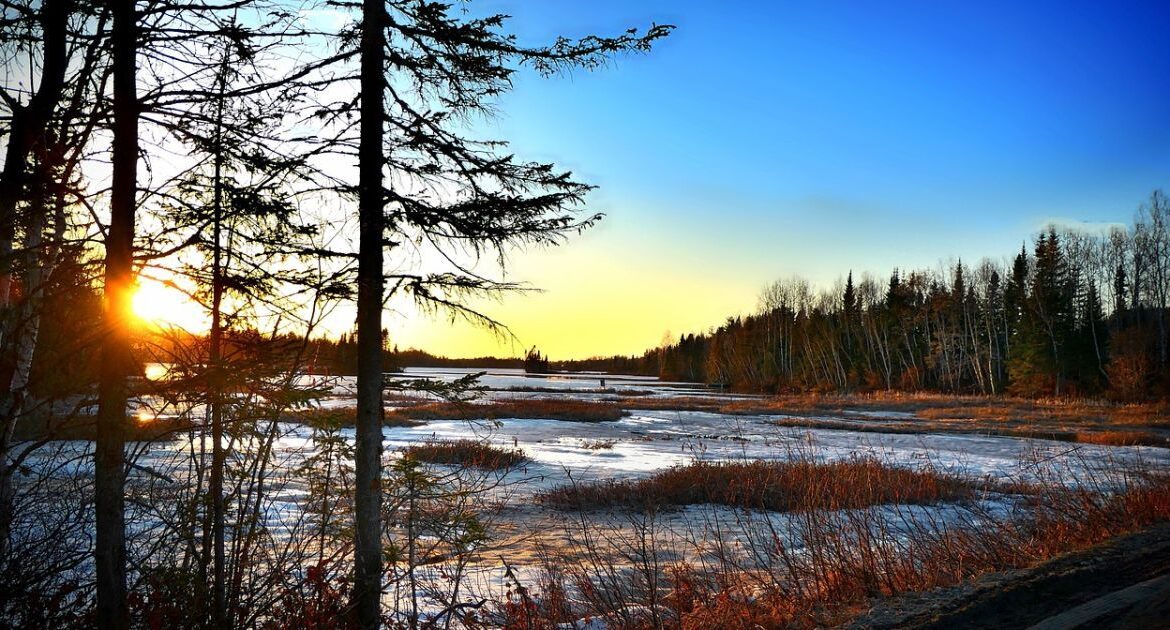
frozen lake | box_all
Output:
[32,367,1170,520]
[15,366,1170,625]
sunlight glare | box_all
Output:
[131,279,204,330]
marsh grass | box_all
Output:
[508,458,1170,629]
[402,439,528,470]
[388,399,628,423]
[626,392,1168,425]
[499,385,655,396]
[726,392,1170,428]
[622,393,1170,448]
[539,457,974,512]
[767,416,1170,448]
[283,406,423,428]
[1072,429,1170,447]
[285,399,626,427]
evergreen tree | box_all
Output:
[843,270,858,317]
[1077,280,1107,390]
[332,4,672,624]
[1003,245,1029,358]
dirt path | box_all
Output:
[849,523,1170,629]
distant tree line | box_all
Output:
[560,192,1170,400]
[299,333,531,374]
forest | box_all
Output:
[565,205,1170,401]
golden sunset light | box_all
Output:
[130,278,204,331]
[4,1,1170,626]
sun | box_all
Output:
[131,278,205,330]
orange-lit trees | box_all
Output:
[637,212,1170,399]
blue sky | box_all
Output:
[394,0,1170,358]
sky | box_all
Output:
[379,0,1170,359]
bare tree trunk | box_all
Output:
[209,51,228,628]
[0,0,70,560]
[352,0,386,625]
[95,0,137,626]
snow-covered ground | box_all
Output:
[25,386,1166,563]
[15,367,1170,624]
[25,368,1170,525]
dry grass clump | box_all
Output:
[387,399,628,423]
[626,392,1169,432]
[501,386,655,396]
[617,397,727,412]
[913,398,1170,427]
[284,406,422,428]
[508,464,1170,629]
[539,457,972,512]
[768,417,1170,448]
[402,439,527,470]
[1072,430,1170,447]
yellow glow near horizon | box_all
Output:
[131,279,206,331]
[377,244,764,360]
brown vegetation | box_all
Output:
[500,385,654,396]
[622,392,1170,447]
[539,457,973,512]
[388,399,628,424]
[283,406,423,428]
[766,417,1170,448]
[284,399,627,429]
[716,391,1169,425]
[402,439,527,470]
[509,463,1170,629]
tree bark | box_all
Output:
[0,0,70,559]
[95,0,137,626]
[352,0,386,626]
[209,58,228,628]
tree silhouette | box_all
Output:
[329,3,672,624]
[94,0,137,625]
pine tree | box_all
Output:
[843,270,858,317]
[336,4,671,624]
[1008,230,1076,395]
[1003,245,1029,355]
[1078,280,1107,390]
